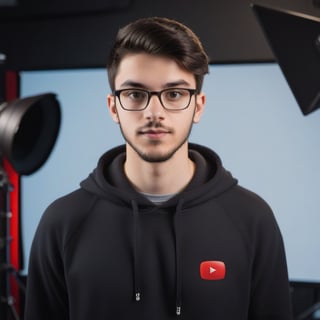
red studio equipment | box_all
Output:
[0,54,61,320]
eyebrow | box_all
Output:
[119,79,192,89]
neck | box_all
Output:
[124,144,195,194]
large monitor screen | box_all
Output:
[20,63,320,283]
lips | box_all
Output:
[143,129,169,134]
[139,128,171,139]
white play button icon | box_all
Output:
[210,267,216,274]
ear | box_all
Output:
[193,93,206,123]
[107,94,120,123]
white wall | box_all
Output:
[20,64,320,282]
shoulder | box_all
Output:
[224,184,274,217]
[33,188,98,248]
[42,188,95,223]
[218,184,282,237]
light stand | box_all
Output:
[0,164,23,320]
[296,302,320,320]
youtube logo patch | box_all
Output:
[200,261,226,280]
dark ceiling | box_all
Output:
[0,0,319,70]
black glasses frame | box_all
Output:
[113,88,197,111]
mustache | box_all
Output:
[138,120,172,132]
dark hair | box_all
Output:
[107,17,209,92]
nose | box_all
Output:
[144,94,165,120]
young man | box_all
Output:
[25,17,293,320]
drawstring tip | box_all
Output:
[176,306,181,316]
[135,292,141,301]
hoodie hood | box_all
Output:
[80,143,237,209]
[80,143,237,316]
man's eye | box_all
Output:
[127,91,146,100]
[166,90,183,100]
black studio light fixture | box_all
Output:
[0,92,61,320]
[0,93,61,175]
[252,3,320,116]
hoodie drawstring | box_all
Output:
[131,198,184,316]
[174,199,184,316]
[131,200,141,302]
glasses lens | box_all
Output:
[119,89,148,110]
[161,89,192,110]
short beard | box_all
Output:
[119,120,193,163]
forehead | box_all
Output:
[115,53,196,89]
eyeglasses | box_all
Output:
[113,88,197,111]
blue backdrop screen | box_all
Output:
[20,64,320,282]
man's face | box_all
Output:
[107,53,205,163]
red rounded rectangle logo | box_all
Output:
[200,261,226,280]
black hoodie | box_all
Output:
[25,143,293,320]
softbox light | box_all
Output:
[0,93,61,175]
[252,3,320,116]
